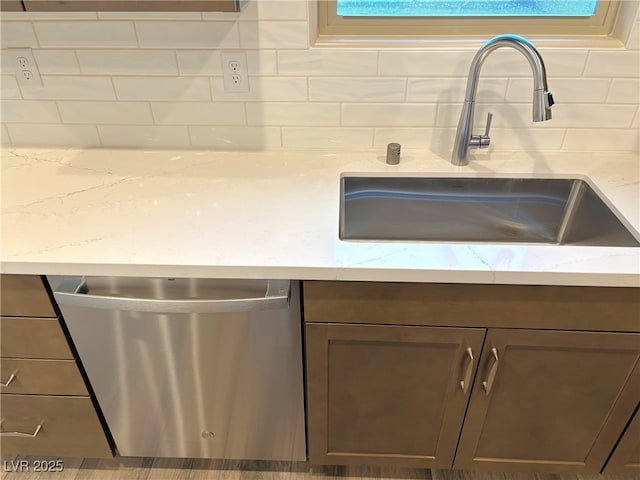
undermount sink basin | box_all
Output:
[339,176,640,247]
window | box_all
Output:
[337,1,600,17]
[316,0,633,45]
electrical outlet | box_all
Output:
[11,48,42,87]
[221,51,249,93]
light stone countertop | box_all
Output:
[1,147,639,287]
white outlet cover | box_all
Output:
[11,48,43,88]
[221,51,249,93]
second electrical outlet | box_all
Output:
[221,51,249,93]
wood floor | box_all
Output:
[0,457,636,480]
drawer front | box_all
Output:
[1,359,87,395]
[1,275,56,318]
[1,317,73,359]
[0,394,112,458]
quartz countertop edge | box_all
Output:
[2,147,639,287]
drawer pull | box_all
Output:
[0,371,17,387]
[482,347,500,394]
[459,347,474,394]
[0,422,43,438]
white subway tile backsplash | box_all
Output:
[32,50,80,74]
[507,78,610,104]
[98,12,202,20]
[77,50,178,75]
[211,76,307,101]
[58,101,153,124]
[1,100,60,123]
[407,78,466,103]
[563,129,640,152]
[407,77,507,103]
[114,77,210,101]
[0,22,38,47]
[1,14,638,153]
[246,102,339,126]
[373,127,566,152]
[152,102,245,125]
[374,127,448,150]
[542,104,638,128]
[177,50,277,76]
[379,51,474,77]
[626,20,640,50]
[607,79,640,104]
[481,50,588,77]
[278,50,378,76]
[441,103,638,130]
[585,51,640,78]
[310,78,406,102]
[7,123,99,146]
[189,125,282,149]
[540,51,590,77]
[342,103,437,127]
[34,21,137,48]
[239,21,308,49]
[21,76,116,100]
[486,128,566,151]
[2,124,11,145]
[135,21,240,49]
[282,127,373,148]
[0,49,15,73]
[1,75,21,99]
[98,125,191,148]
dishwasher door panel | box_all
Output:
[53,277,305,460]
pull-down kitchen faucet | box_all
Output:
[451,34,554,166]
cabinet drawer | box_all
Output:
[0,394,112,458]
[303,281,640,332]
[1,275,56,318]
[1,317,73,359]
[1,359,87,395]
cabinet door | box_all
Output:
[306,323,485,468]
[604,406,640,475]
[22,0,242,11]
[455,329,640,474]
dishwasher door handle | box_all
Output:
[54,280,290,313]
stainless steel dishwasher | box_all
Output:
[51,276,306,460]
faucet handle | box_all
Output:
[484,112,493,137]
[470,112,493,148]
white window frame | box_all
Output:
[312,0,640,48]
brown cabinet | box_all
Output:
[0,274,112,458]
[604,407,640,475]
[306,323,484,468]
[3,0,245,12]
[455,329,640,474]
[0,0,24,11]
[303,281,640,474]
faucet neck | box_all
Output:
[464,34,549,103]
[451,34,552,167]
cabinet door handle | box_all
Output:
[0,371,16,387]
[459,347,474,394]
[482,347,499,394]
[0,423,42,438]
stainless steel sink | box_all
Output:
[339,176,640,247]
